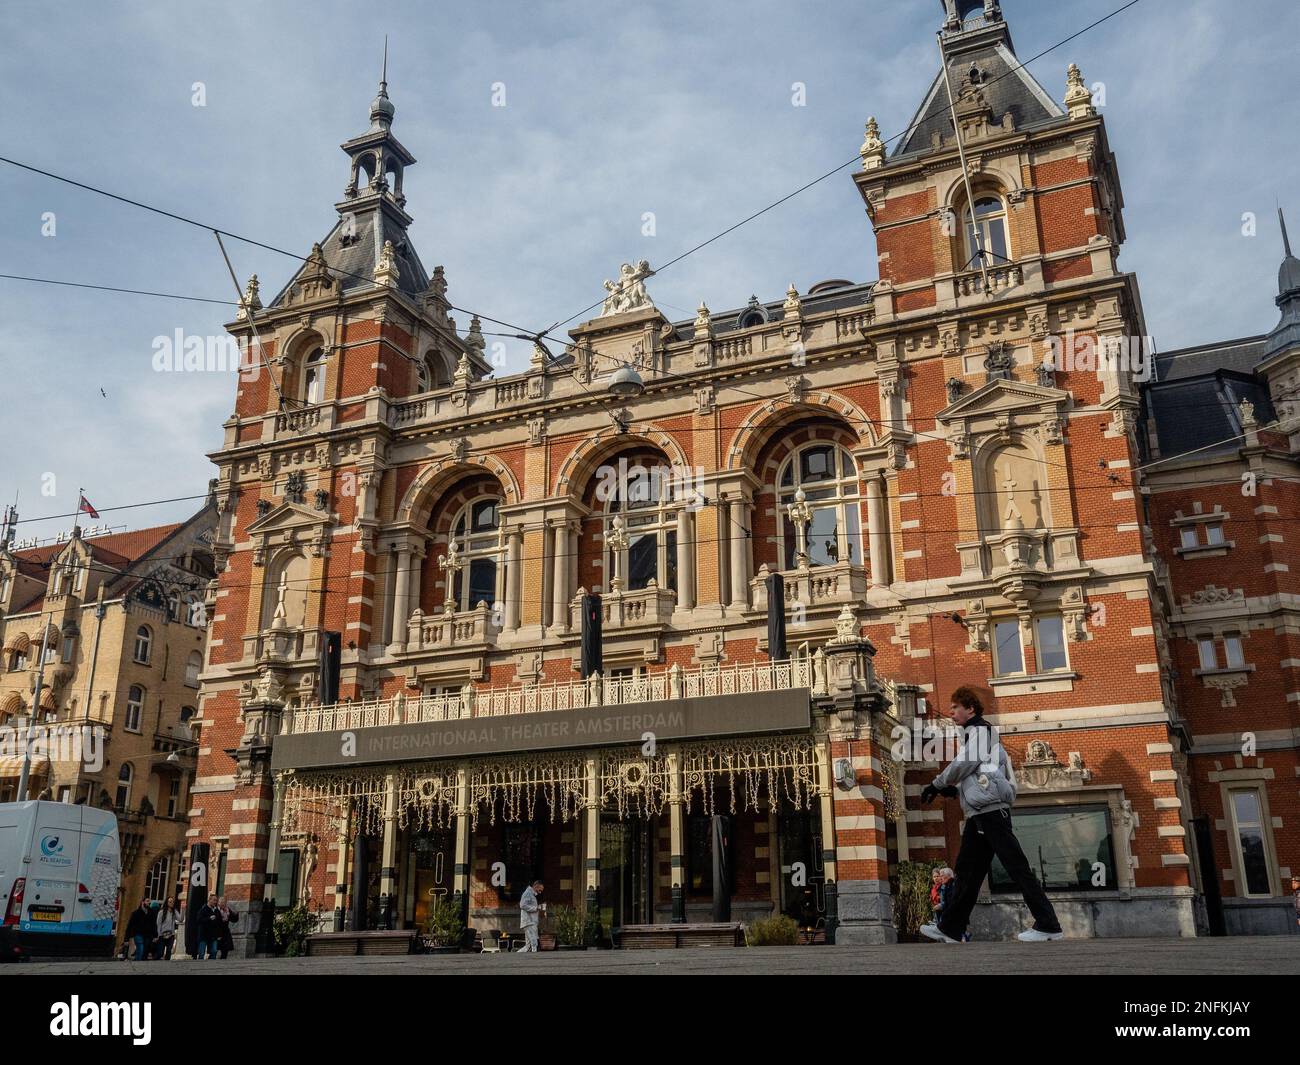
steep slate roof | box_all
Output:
[268,209,430,308]
[893,31,1065,159]
[1144,338,1277,461]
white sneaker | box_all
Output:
[1016,928,1064,942]
[919,923,960,944]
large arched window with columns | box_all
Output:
[602,469,678,593]
[447,496,503,609]
[777,443,863,570]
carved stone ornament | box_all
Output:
[1019,739,1091,791]
[599,260,655,317]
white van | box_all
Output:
[0,801,121,960]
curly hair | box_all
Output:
[950,685,985,716]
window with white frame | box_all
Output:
[1196,634,1247,671]
[1034,615,1070,672]
[993,619,1025,676]
[61,635,76,664]
[1196,636,1218,670]
[1205,522,1225,545]
[145,854,170,901]
[302,347,324,405]
[778,443,862,570]
[1227,786,1274,897]
[1179,526,1199,549]
[185,651,202,688]
[133,625,152,664]
[964,195,1010,269]
[448,496,503,610]
[603,471,678,592]
[125,685,145,732]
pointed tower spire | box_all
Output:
[370,36,395,132]
[1281,206,1293,259]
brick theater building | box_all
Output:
[188,0,1298,952]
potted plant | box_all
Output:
[893,859,944,942]
[273,903,317,958]
[549,905,585,950]
[744,914,800,946]
[425,897,465,954]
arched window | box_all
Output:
[145,854,171,901]
[167,588,183,622]
[116,763,133,811]
[448,496,503,610]
[777,444,863,570]
[302,347,325,405]
[185,651,203,688]
[964,195,1010,268]
[133,625,152,664]
[415,360,430,392]
[125,686,145,732]
[980,442,1048,534]
[602,465,678,593]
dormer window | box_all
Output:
[965,196,1010,269]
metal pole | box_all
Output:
[936,31,992,296]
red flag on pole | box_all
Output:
[78,493,100,520]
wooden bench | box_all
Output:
[618,923,745,950]
[304,930,419,957]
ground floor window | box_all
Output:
[991,805,1116,892]
[274,848,300,910]
[1226,787,1274,897]
[497,823,543,904]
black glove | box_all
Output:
[920,784,939,805]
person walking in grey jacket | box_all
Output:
[919,686,1063,944]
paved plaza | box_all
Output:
[12,936,1298,977]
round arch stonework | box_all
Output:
[397,456,521,526]
[726,391,878,473]
[554,424,691,498]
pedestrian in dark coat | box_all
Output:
[124,899,157,961]
[217,896,239,959]
[196,894,222,959]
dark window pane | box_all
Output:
[628,533,657,590]
[1238,828,1272,895]
[782,515,797,570]
[991,806,1115,892]
[467,558,496,607]
[274,849,300,910]
[472,499,498,531]
[800,446,834,484]
[665,530,678,592]
[808,507,840,566]
[687,816,712,895]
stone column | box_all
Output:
[452,765,470,921]
[381,551,399,646]
[552,521,571,633]
[815,739,839,943]
[583,755,601,917]
[257,773,288,953]
[727,497,750,610]
[378,771,399,930]
[668,749,686,923]
[333,802,352,932]
[675,508,694,610]
[866,476,889,588]
[504,527,523,631]
[390,546,413,651]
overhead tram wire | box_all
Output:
[0,274,238,306]
[538,0,1147,336]
[0,155,536,339]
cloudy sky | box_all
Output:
[1,0,1296,545]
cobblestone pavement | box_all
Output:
[13,936,1299,976]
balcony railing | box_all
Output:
[569,584,677,630]
[750,562,868,612]
[286,657,815,736]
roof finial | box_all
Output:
[369,37,395,130]
[1281,206,1293,259]
[381,34,388,94]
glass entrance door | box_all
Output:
[599,816,654,930]
[408,827,455,930]
[778,807,826,929]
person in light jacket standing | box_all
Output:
[153,896,179,960]
[919,686,1064,944]
[517,880,545,953]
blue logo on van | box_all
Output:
[41,835,63,856]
